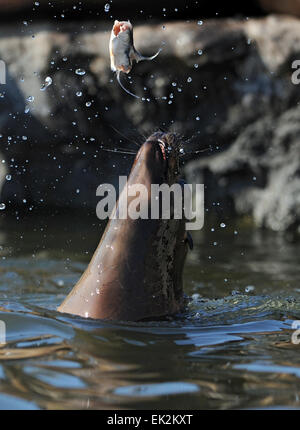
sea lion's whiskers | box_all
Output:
[175,132,213,158]
[136,131,149,145]
[180,148,210,156]
[109,124,141,148]
[99,146,136,156]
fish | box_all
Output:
[109,20,161,98]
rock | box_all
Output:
[184,15,300,234]
[0,0,32,12]
[185,108,300,233]
[0,18,249,211]
[0,15,299,234]
[259,0,300,18]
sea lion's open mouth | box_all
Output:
[147,132,180,184]
[158,139,167,161]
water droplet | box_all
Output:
[22,136,28,141]
[34,1,40,6]
[24,106,30,114]
[27,96,34,102]
[76,91,82,97]
[220,222,226,228]
[0,203,6,210]
[75,68,86,76]
[85,101,92,107]
[231,290,240,296]
[198,49,203,55]
[104,3,110,12]
[5,175,11,181]
[245,285,255,293]
[197,20,203,25]
[40,76,52,91]
[196,116,200,121]
[45,76,52,85]
[187,77,192,83]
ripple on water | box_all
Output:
[114,381,199,397]
[0,217,300,409]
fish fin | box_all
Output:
[116,70,140,99]
[131,47,162,63]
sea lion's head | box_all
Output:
[126,132,181,207]
[58,132,191,321]
[136,131,180,183]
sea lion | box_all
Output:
[57,132,191,321]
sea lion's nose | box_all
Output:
[140,140,165,167]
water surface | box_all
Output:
[0,212,300,410]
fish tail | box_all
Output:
[116,71,140,99]
[133,47,162,63]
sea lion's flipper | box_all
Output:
[131,47,162,64]
[116,70,140,99]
